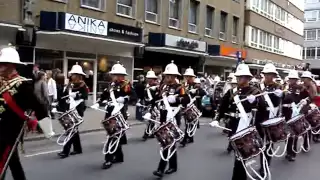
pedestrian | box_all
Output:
[57,64,88,159]
[0,46,54,180]
[46,70,57,118]
[91,62,131,170]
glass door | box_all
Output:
[68,59,94,94]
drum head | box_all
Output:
[287,114,304,124]
[230,127,256,140]
[261,117,285,126]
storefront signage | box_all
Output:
[207,45,247,60]
[107,22,142,42]
[176,39,199,50]
[165,34,206,52]
[64,13,108,36]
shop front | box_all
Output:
[37,11,143,103]
[134,33,207,81]
[205,45,247,79]
[0,22,23,46]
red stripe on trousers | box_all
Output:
[0,146,12,174]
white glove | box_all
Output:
[143,112,151,120]
[300,99,307,106]
[116,97,125,103]
[91,103,99,109]
[189,89,197,94]
[210,120,219,127]
[150,86,157,91]
[273,89,283,97]
[167,95,176,103]
[70,92,77,98]
[51,108,58,113]
[247,95,256,104]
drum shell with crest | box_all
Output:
[58,109,83,130]
[183,104,202,123]
[261,117,288,143]
[229,127,264,161]
[154,121,184,150]
[287,114,310,137]
[305,109,320,129]
[101,112,128,137]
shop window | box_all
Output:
[81,0,105,10]
[169,0,181,28]
[219,11,227,40]
[145,0,160,23]
[97,56,118,93]
[68,60,94,93]
[205,6,214,37]
[188,0,198,33]
[117,0,135,17]
[35,49,63,71]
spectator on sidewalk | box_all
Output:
[46,70,57,118]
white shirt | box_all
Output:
[47,78,57,99]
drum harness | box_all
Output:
[232,87,271,180]
[90,88,130,155]
[182,93,202,137]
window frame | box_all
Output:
[232,16,239,43]
[305,29,317,41]
[145,0,160,24]
[205,5,215,37]
[188,0,199,33]
[80,0,105,11]
[168,0,182,29]
[219,11,228,40]
[116,0,136,18]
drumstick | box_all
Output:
[155,94,179,103]
[61,91,79,99]
[233,91,273,104]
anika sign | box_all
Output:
[64,13,108,36]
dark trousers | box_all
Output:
[157,148,177,172]
[303,130,311,149]
[181,123,194,144]
[104,138,123,163]
[260,143,272,167]
[287,137,298,157]
[0,143,26,180]
[143,122,155,138]
[232,158,247,180]
[62,132,82,154]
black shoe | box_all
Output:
[165,168,177,174]
[112,158,124,164]
[189,138,194,143]
[227,146,232,154]
[102,162,112,169]
[285,154,296,162]
[57,152,68,159]
[70,151,82,156]
[142,136,148,141]
[180,142,186,147]
[153,170,163,177]
[150,135,155,138]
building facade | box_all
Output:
[244,0,304,76]
[0,0,246,102]
[303,0,320,75]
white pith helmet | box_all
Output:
[109,61,128,75]
[213,76,221,82]
[69,63,86,76]
[194,78,201,84]
[262,63,278,75]
[228,73,235,79]
[0,46,25,65]
[146,69,157,79]
[287,70,299,79]
[183,66,196,77]
[234,63,253,77]
[163,60,180,76]
[231,76,237,84]
[301,71,315,81]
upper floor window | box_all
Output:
[81,0,105,10]
[169,0,181,29]
[306,47,316,59]
[305,10,319,22]
[306,0,320,3]
[205,6,214,37]
[145,0,159,23]
[305,30,317,40]
[219,11,228,40]
[232,16,239,43]
[117,0,135,17]
[188,0,199,33]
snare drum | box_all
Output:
[58,109,83,130]
[183,104,202,123]
[154,121,184,149]
[229,127,264,160]
[305,109,320,129]
[287,114,309,137]
[101,112,129,136]
[261,117,288,143]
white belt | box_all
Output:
[225,112,240,118]
[282,104,292,108]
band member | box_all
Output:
[282,70,301,161]
[92,62,131,169]
[58,64,88,158]
[300,71,319,144]
[259,63,282,169]
[0,46,54,180]
[223,73,235,95]
[153,61,189,177]
[142,69,160,141]
[180,67,206,147]
[212,63,267,180]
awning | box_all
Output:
[145,46,208,57]
[0,22,24,30]
[0,23,25,45]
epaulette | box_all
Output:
[0,76,31,94]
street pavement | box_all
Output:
[6,123,320,180]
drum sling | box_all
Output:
[0,91,29,178]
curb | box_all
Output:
[24,121,145,142]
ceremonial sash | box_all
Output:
[260,83,277,118]
[233,88,253,132]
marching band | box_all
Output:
[2,44,320,180]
